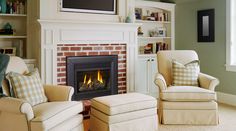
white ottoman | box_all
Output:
[90,93,158,131]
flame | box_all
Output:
[97,70,103,83]
[83,74,87,84]
[87,76,92,85]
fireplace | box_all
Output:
[67,55,118,100]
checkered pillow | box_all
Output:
[172,60,200,86]
[6,68,47,106]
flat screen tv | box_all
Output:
[61,0,117,15]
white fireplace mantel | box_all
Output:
[38,19,141,92]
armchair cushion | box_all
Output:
[31,101,83,130]
[160,86,216,101]
[172,60,200,86]
[6,68,47,106]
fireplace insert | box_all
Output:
[67,55,118,100]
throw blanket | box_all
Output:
[0,54,10,97]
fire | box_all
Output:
[84,74,87,84]
[97,70,103,83]
[83,70,103,86]
[87,76,92,85]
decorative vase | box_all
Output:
[0,0,6,13]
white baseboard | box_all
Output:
[217,92,236,107]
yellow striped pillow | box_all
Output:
[6,68,47,106]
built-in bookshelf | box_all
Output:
[0,0,27,58]
[134,1,175,57]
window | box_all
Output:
[226,0,236,72]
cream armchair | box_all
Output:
[155,50,219,125]
[0,57,84,131]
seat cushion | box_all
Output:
[160,86,216,101]
[91,107,157,124]
[91,93,157,115]
[31,101,83,130]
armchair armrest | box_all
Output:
[44,84,74,101]
[198,72,219,91]
[0,97,34,121]
[154,73,167,92]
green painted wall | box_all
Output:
[176,0,236,95]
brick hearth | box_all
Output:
[57,44,127,93]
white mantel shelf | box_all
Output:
[38,19,140,93]
[38,19,142,27]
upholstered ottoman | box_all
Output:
[90,93,158,131]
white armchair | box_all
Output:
[0,57,84,131]
[155,50,219,125]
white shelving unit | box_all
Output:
[134,1,175,99]
[0,0,28,58]
[0,14,27,17]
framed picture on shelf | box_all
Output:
[197,9,215,42]
[157,27,166,37]
[135,8,142,20]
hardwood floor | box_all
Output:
[83,119,90,131]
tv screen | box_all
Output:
[61,0,116,15]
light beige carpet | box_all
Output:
[83,104,236,131]
[159,103,236,131]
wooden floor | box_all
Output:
[83,119,90,131]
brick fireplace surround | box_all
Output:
[57,44,127,93]
[38,20,140,95]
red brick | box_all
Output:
[88,52,99,55]
[61,57,66,61]
[105,46,113,50]
[115,46,122,50]
[120,51,126,54]
[61,78,66,82]
[100,52,109,55]
[118,60,126,63]
[118,78,126,81]
[57,63,65,67]
[118,69,126,72]
[57,53,63,56]
[79,44,88,46]
[71,47,81,51]
[64,44,75,46]
[101,44,110,46]
[77,52,87,56]
[58,73,66,77]
[82,47,92,50]
[89,44,99,46]
[111,51,119,55]
[57,79,60,83]
[61,47,69,51]
[57,68,60,72]
[93,47,103,50]
[64,52,75,56]
[61,68,66,72]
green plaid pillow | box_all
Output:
[6,68,47,106]
[172,60,200,86]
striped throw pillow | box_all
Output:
[172,60,200,86]
[6,68,47,106]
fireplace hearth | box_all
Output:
[67,55,118,100]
